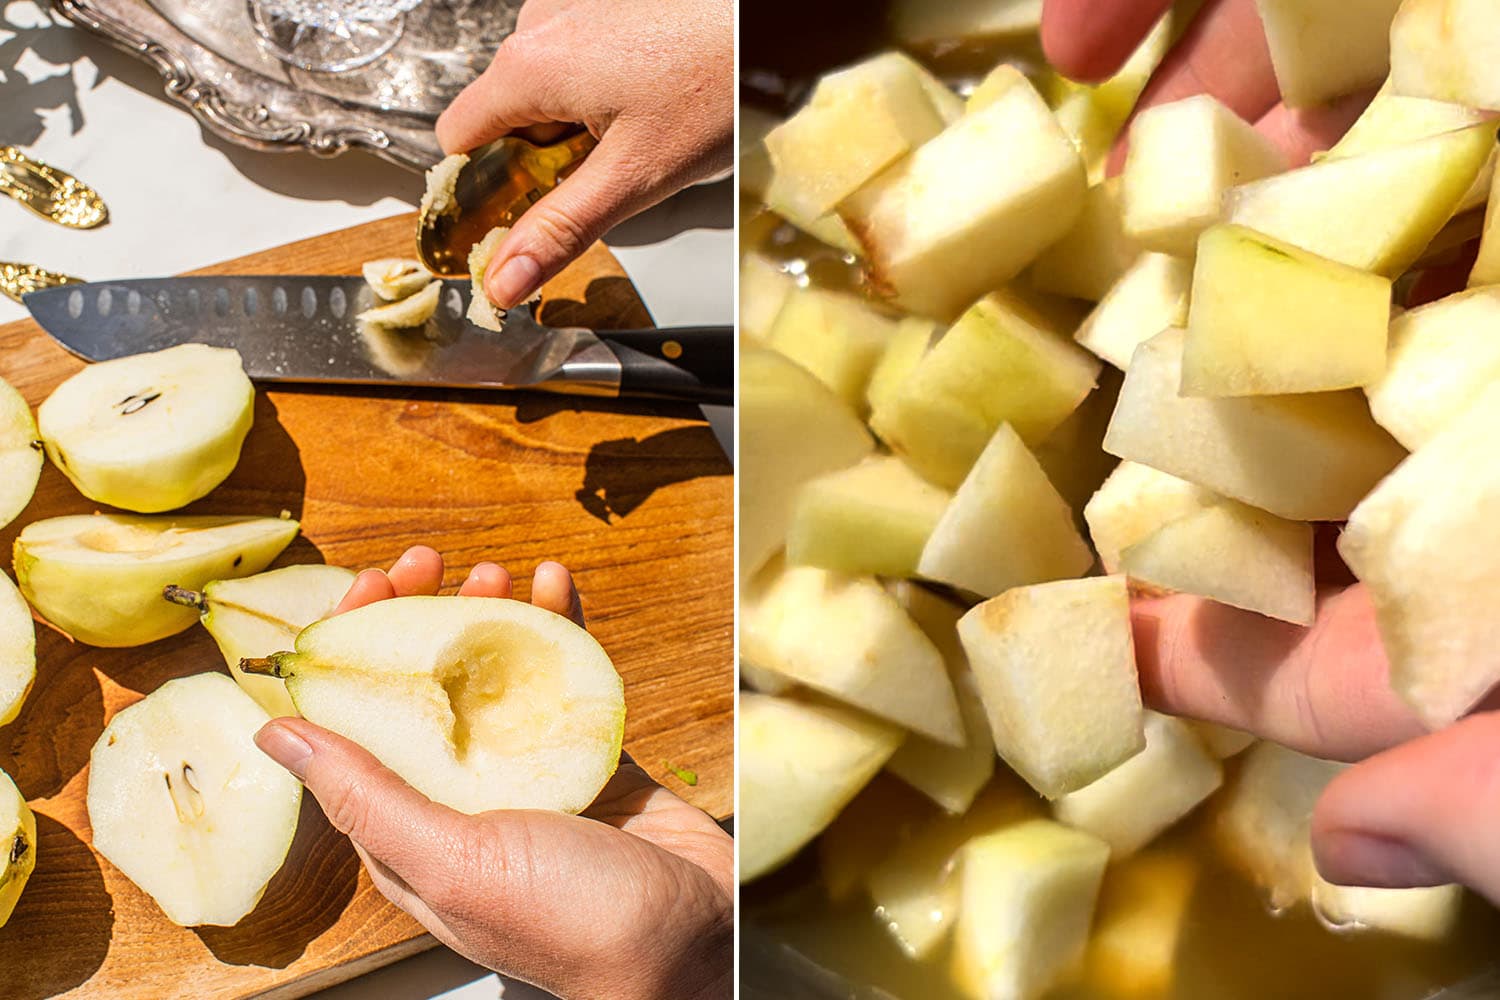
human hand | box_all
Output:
[253,546,733,1000]
[1041,0,1375,172]
[434,0,733,309]
[1131,529,1500,906]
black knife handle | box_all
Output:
[600,326,734,406]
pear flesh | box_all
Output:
[15,514,300,647]
[87,673,301,927]
[0,571,36,727]
[0,768,35,928]
[37,344,255,513]
[256,595,626,815]
[170,563,357,718]
[0,376,42,533]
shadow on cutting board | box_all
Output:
[576,426,731,525]
[0,813,112,998]
[0,631,105,800]
[196,795,359,968]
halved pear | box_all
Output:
[1074,252,1193,371]
[37,344,255,513]
[740,692,903,883]
[87,673,301,927]
[1389,0,1500,111]
[1224,122,1497,277]
[1255,0,1404,107]
[251,595,625,815]
[0,768,35,927]
[14,514,300,647]
[0,376,42,532]
[165,563,357,718]
[0,571,36,727]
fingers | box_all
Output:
[1252,88,1376,167]
[1132,585,1428,762]
[482,130,669,308]
[435,32,557,155]
[333,569,397,615]
[459,562,513,598]
[532,560,585,627]
[255,718,470,900]
[1042,0,1174,83]
[1312,713,1500,902]
[333,546,446,616]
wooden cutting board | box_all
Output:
[0,214,733,999]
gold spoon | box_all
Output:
[416,129,597,277]
[0,147,108,229]
[0,261,83,305]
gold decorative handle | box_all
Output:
[0,147,109,229]
[0,262,84,304]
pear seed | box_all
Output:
[9,833,26,865]
[116,392,162,416]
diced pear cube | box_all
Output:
[1121,96,1287,257]
[1390,0,1500,111]
[959,576,1145,799]
[740,692,904,883]
[1215,742,1345,909]
[866,317,939,418]
[967,64,1029,115]
[918,425,1095,599]
[872,291,1101,489]
[1340,385,1500,728]
[1054,712,1224,857]
[739,253,797,343]
[1122,500,1316,625]
[739,658,794,696]
[1225,122,1498,277]
[1075,252,1193,370]
[1030,178,1139,302]
[888,670,997,816]
[1103,329,1406,521]
[743,564,963,744]
[1255,0,1405,107]
[786,456,952,579]
[890,0,1042,47]
[1182,225,1392,397]
[818,774,935,902]
[869,778,1045,960]
[765,53,952,221]
[740,107,779,202]
[1085,461,1221,575]
[1083,851,1200,998]
[1031,370,1123,518]
[1311,876,1464,942]
[1191,721,1256,759]
[763,184,864,256]
[1366,287,1500,449]
[842,75,1086,320]
[951,819,1111,1000]
[766,287,901,413]
[893,579,969,665]
[741,348,874,579]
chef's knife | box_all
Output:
[24,276,732,405]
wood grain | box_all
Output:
[0,214,733,999]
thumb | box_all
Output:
[1311,712,1500,903]
[482,128,669,308]
[255,718,469,899]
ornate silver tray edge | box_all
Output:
[49,0,433,170]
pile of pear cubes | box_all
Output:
[741,1,1500,997]
[0,343,346,930]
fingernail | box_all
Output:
[1317,830,1449,888]
[255,722,313,781]
[487,254,541,309]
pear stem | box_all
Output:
[238,657,287,678]
[162,585,206,611]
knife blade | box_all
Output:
[23,276,732,405]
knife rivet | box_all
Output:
[661,340,682,360]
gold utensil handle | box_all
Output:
[0,261,84,304]
[0,147,109,229]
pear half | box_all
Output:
[247,596,626,815]
[165,563,357,718]
[0,376,42,532]
[0,768,35,927]
[15,514,300,647]
[87,673,301,927]
[38,344,255,513]
[0,571,36,727]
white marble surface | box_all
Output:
[0,2,732,996]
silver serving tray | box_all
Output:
[49,0,520,169]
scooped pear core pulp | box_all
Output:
[250,596,626,815]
